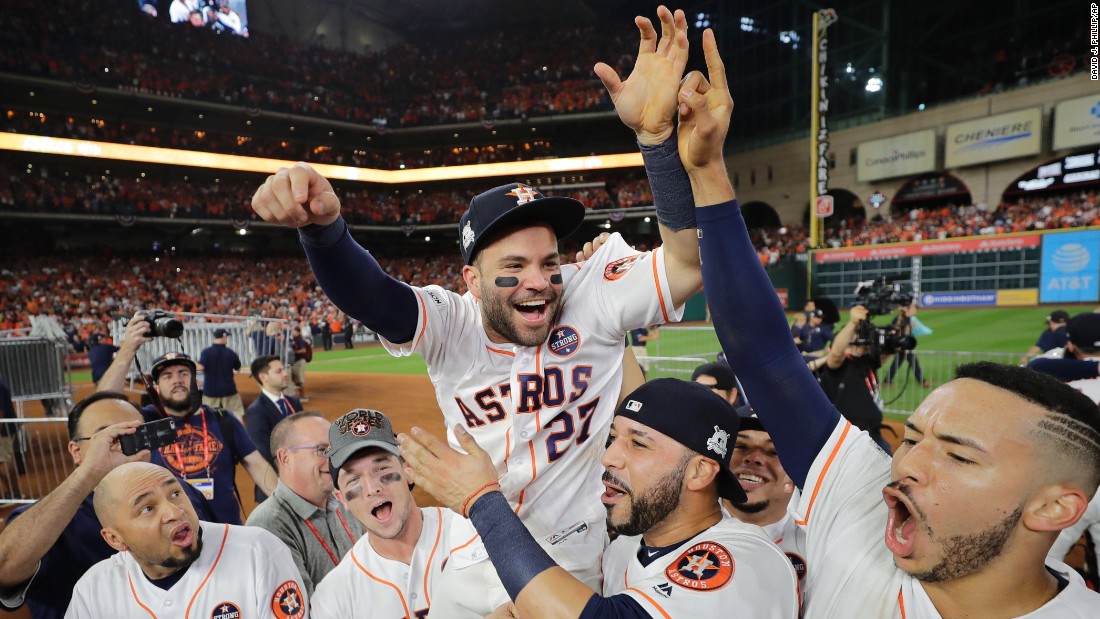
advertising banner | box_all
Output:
[1040,230,1100,303]
[857,129,936,182]
[1053,94,1100,151]
[945,107,1042,168]
[813,233,1041,264]
[918,292,997,307]
[996,289,1039,306]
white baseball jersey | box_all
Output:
[758,511,809,610]
[1049,484,1100,571]
[311,507,461,619]
[792,418,1100,618]
[65,522,307,619]
[601,515,798,618]
[383,233,682,576]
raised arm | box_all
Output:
[595,6,701,306]
[826,305,868,370]
[666,31,834,486]
[251,163,418,344]
[95,315,152,393]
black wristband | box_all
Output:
[640,132,695,231]
[468,491,557,601]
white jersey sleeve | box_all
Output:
[602,517,798,618]
[66,522,308,619]
[1049,484,1100,567]
[789,419,900,619]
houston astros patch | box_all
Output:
[271,580,306,619]
[665,542,735,591]
[604,254,643,280]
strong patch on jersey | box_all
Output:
[786,552,807,581]
[603,254,644,281]
[665,542,735,591]
[548,325,581,357]
[211,602,241,619]
[271,580,306,619]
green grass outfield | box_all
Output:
[68,305,1092,383]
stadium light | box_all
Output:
[865,77,883,93]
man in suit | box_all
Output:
[244,355,301,502]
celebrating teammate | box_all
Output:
[253,7,704,614]
[694,79,1100,619]
[64,462,307,619]
[399,379,799,618]
[311,408,464,618]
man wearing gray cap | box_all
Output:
[311,408,464,619]
[400,379,798,618]
[198,327,244,420]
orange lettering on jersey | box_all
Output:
[604,254,644,281]
[159,425,223,475]
[270,581,306,619]
[664,542,735,592]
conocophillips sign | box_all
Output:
[946,107,1042,168]
[856,129,936,183]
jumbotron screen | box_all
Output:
[138,0,249,37]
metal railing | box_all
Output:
[0,417,74,506]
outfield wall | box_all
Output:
[810,227,1100,307]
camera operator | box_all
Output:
[813,304,893,454]
[97,313,277,524]
[882,303,931,388]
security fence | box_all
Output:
[0,417,74,506]
[108,312,294,387]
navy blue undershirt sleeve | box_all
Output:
[298,218,419,344]
[578,593,652,618]
[1028,357,1100,382]
[696,201,840,488]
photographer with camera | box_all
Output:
[814,304,893,454]
[882,303,932,388]
[97,313,278,524]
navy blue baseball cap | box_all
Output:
[691,362,737,391]
[458,183,585,265]
[735,404,766,433]
[616,378,747,504]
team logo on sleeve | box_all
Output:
[603,254,644,280]
[665,542,735,591]
[271,580,306,619]
[210,602,241,619]
[548,326,581,357]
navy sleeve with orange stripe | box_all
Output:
[696,202,839,488]
[299,218,419,344]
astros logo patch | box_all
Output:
[604,254,643,281]
[159,425,223,475]
[665,542,735,591]
[210,602,241,619]
[548,326,581,357]
[271,580,306,619]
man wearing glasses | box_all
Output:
[245,411,364,596]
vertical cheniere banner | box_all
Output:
[1040,230,1100,303]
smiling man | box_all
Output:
[245,412,363,596]
[251,7,705,616]
[311,408,463,619]
[697,184,1100,616]
[65,462,307,619]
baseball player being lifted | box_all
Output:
[253,7,704,615]
[694,53,1100,619]
[65,462,307,619]
[312,409,466,619]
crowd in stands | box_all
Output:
[3,191,1097,344]
[0,160,638,223]
[1,0,627,129]
[3,109,559,170]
